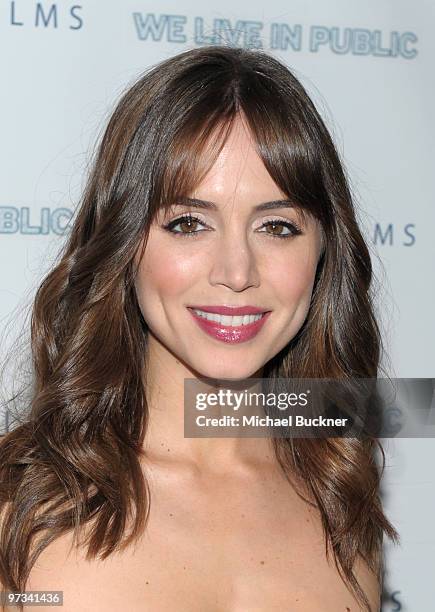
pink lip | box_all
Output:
[187,308,271,344]
[187,305,268,316]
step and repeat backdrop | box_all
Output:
[1,1,434,609]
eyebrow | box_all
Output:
[173,196,296,212]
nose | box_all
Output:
[208,227,261,292]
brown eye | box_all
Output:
[260,220,302,238]
[178,218,199,233]
[267,222,287,235]
[162,214,208,237]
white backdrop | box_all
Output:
[1,1,434,609]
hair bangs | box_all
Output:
[236,73,333,232]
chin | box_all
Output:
[192,359,263,382]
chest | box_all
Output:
[67,468,361,611]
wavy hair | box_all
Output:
[0,45,398,611]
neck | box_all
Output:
[141,333,275,472]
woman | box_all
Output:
[0,45,398,611]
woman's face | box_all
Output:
[134,116,323,380]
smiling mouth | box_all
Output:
[186,307,271,344]
[187,308,268,327]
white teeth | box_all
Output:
[192,309,264,326]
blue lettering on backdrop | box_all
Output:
[390,590,402,611]
[403,223,416,246]
[10,1,23,26]
[309,25,417,58]
[270,23,302,51]
[133,13,186,42]
[374,224,393,245]
[194,17,263,48]
[69,5,82,30]
[132,14,418,59]
[0,207,72,235]
[9,1,83,29]
[35,3,57,28]
[373,223,416,246]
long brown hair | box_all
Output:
[0,45,398,611]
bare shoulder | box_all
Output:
[25,529,107,612]
[0,528,96,612]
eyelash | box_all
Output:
[162,214,303,240]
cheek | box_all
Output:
[134,237,203,311]
[265,245,318,307]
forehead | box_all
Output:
[192,116,286,204]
